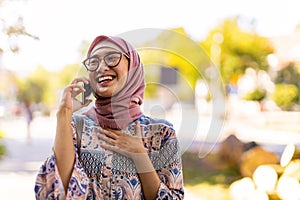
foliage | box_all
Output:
[0,127,4,138]
[16,64,81,109]
[243,88,266,102]
[138,28,210,99]
[272,84,299,110]
[201,17,274,85]
[16,66,49,105]
[57,64,81,86]
[273,63,300,110]
[182,151,241,186]
[182,151,241,200]
[275,62,300,87]
[0,128,5,158]
[0,143,5,158]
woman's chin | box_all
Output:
[95,87,112,98]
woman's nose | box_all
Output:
[96,60,110,73]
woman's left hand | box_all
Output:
[98,122,146,158]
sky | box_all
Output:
[1,0,300,73]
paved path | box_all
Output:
[0,109,300,199]
[0,116,54,200]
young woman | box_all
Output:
[35,35,184,200]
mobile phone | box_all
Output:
[82,83,92,104]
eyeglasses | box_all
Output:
[82,51,129,71]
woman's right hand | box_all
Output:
[58,77,92,113]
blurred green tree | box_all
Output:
[201,17,274,86]
[272,84,299,110]
[57,64,81,86]
[243,88,266,102]
[16,66,49,105]
[273,62,300,109]
[16,64,83,109]
[138,28,210,99]
[275,62,300,88]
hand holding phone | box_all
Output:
[82,83,92,105]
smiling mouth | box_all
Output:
[96,75,115,84]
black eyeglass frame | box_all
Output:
[82,51,129,72]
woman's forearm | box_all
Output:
[132,154,160,200]
[53,108,75,193]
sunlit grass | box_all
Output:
[185,183,231,200]
[182,151,242,199]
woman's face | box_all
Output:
[87,41,129,98]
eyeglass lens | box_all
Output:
[84,52,122,71]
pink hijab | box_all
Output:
[85,35,145,130]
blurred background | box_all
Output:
[1,0,300,199]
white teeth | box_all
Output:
[98,76,113,83]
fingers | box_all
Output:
[70,77,89,85]
[69,84,85,97]
[100,129,120,139]
[98,125,145,158]
[69,77,90,95]
[135,121,142,138]
[98,133,116,145]
[98,130,126,155]
[64,77,89,96]
[61,78,92,112]
[98,129,128,148]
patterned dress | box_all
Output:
[34,114,184,199]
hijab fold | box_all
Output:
[85,35,145,130]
